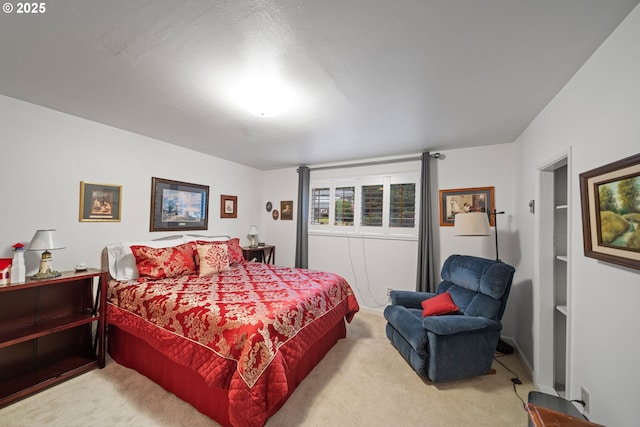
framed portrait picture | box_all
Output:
[220,195,238,219]
[79,182,122,222]
[579,153,640,270]
[280,200,293,220]
[150,177,209,231]
[439,187,495,226]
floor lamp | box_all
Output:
[453,211,513,354]
[453,210,504,261]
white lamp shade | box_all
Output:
[247,225,259,236]
[28,229,65,251]
[453,213,490,236]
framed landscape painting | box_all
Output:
[150,177,209,231]
[580,153,640,270]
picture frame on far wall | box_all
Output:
[150,177,209,231]
[579,153,640,271]
[439,186,495,227]
[79,181,122,222]
[280,200,293,220]
[220,195,238,219]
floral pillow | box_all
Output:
[225,238,244,265]
[197,242,230,276]
[130,243,197,280]
[195,238,244,265]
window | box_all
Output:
[335,186,355,226]
[361,185,383,226]
[311,187,330,224]
[309,173,419,238]
[390,183,415,227]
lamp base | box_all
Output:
[496,338,514,354]
[31,270,62,280]
[32,251,61,279]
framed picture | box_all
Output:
[280,200,293,220]
[439,187,495,226]
[150,177,209,231]
[220,195,238,219]
[579,153,640,270]
[79,182,122,222]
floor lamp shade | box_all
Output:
[453,213,490,236]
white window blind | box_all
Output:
[309,167,419,238]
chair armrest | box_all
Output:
[390,290,436,309]
[422,315,500,336]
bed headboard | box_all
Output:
[185,234,232,240]
[101,234,233,280]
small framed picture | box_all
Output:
[79,182,122,222]
[280,201,293,220]
[439,187,495,227]
[150,177,209,231]
[579,153,640,270]
[220,195,238,218]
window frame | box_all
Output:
[309,173,419,239]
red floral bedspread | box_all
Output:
[107,261,359,427]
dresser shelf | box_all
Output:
[0,269,107,407]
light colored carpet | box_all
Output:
[0,310,534,426]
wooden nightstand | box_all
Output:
[0,268,107,407]
[242,245,276,264]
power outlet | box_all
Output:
[581,386,590,413]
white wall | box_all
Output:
[0,95,263,273]
[432,143,518,338]
[261,167,299,267]
[513,5,640,426]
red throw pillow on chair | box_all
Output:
[421,292,459,317]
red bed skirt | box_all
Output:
[108,318,347,427]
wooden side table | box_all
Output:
[0,268,107,407]
[242,245,275,264]
[527,404,601,427]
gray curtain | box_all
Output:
[295,166,310,268]
[417,152,436,292]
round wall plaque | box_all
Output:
[272,209,279,220]
[266,201,272,212]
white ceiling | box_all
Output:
[1,1,638,170]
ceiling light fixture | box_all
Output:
[243,77,291,118]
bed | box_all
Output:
[103,235,359,427]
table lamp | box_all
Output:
[247,225,259,248]
[28,229,65,279]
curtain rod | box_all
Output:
[308,152,441,172]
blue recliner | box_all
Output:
[384,254,515,382]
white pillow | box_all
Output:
[106,236,187,280]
